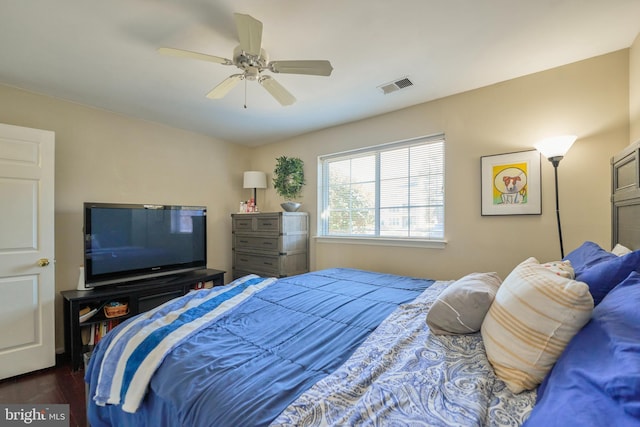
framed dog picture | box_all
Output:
[481,150,541,215]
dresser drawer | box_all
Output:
[255,215,280,232]
[233,217,254,231]
[234,235,280,252]
[234,252,280,275]
[232,215,281,233]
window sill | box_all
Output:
[314,236,447,249]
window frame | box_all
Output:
[317,134,446,247]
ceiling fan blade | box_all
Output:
[259,76,296,106]
[158,47,232,65]
[206,74,244,99]
[234,13,263,56]
[269,60,333,76]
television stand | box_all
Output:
[113,273,188,289]
[61,268,225,371]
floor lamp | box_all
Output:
[534,135,577,258]
[243,171,267,212]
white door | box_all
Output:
[0,123,55,379]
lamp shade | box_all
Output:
[243,171,267,189]
[534,135,577,159]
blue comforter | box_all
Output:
[86,268,434,427]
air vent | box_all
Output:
[378,77,414,94]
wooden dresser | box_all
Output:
[231,212,309,279]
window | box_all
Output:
[319,134,444,241]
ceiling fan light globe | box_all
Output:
[245,67,260,80]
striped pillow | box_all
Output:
[481,257,594,393]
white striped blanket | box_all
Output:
[92,274,276,413]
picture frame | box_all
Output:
[481,149,541,215]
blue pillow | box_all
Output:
[525,272,640,427]
[577,250,640,305]
[563,241,616,275]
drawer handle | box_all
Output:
[262,222,273,226]
[239,258,249,262]
[239,240,249,244]
[263,262,273,266]
[263,242,273,246]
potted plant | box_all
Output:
[273,156,305,211]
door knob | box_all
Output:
[37,258,50,267]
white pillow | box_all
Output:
[426,272,501,335]
[481,257,593,393]
[611,243,632,256]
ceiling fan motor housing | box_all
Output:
[234,45,268,80]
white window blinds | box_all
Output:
[319,135,445,240]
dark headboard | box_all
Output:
[612,140,640,251]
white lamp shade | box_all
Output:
[534,135,577,159]
[243,171,267,189]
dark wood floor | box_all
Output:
[0,357,87,427]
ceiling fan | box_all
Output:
[158,13,333,106]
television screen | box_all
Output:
[83,203,207,287]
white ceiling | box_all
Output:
[2,1,640,146]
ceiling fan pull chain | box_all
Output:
[244,77,248,109]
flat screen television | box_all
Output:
[83,202,207,288]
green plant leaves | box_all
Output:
[273,156,305,200]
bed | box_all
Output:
[86,142,640,427]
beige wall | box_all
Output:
[251,50,630,281]
[0,84,250,351]
[630,32,640,143]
